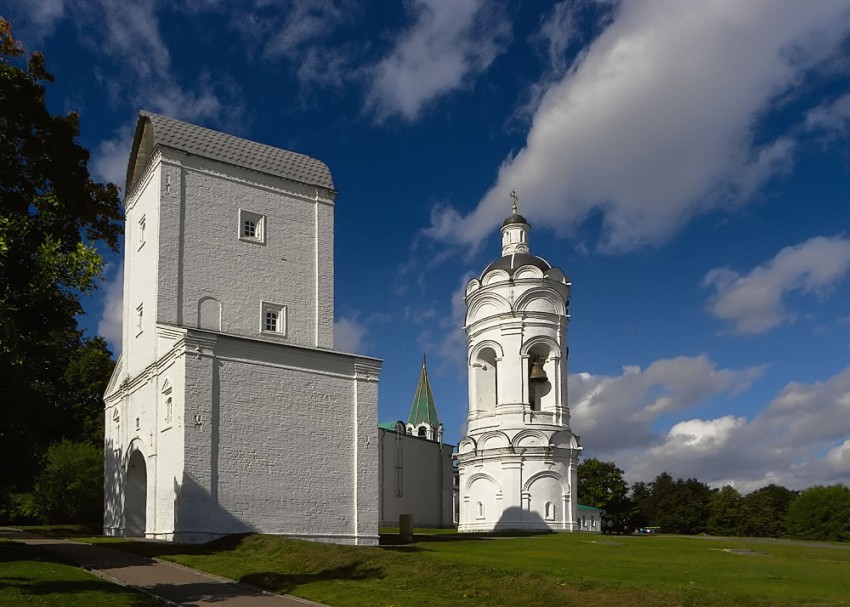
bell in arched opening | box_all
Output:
[529,357,548,383]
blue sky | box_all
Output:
[5,0,850,492]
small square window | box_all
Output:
[261,302,286,336]
[239,210,265,244]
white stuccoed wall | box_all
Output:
[104,117,380,545]
[378,430,454,528]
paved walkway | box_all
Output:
[0,527,328,607]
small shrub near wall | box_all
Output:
[30,440,104,524]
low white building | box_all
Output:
[103,111,381,544]
[378,358,454,528]
[457,196,582,532]
[578,505,604,533]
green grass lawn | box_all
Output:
[70,531,850,607]
[0,538,160,607]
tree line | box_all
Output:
[578,458,850,542]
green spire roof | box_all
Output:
[408,355,439,427]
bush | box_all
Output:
[31,440,103,524]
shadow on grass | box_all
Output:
[105,532,254,560]
[240,562,384,595]
[0,541,155,606]
[379,529,555,548]
[21,524,103,539]
[2,577,155,604]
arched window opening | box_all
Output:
[418,426,427,438]
[527,344,552,412]
[474,347,498,413]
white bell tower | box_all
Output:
[457,192,581,532]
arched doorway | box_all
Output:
[125,450,147,536]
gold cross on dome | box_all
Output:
[510,189,518,214]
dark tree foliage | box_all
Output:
[0,18,121,508]
[738,484,797,538]
[635,472,713,534]
[785,485,850,542]
[578,458,635,532]
[707,485,742,536]
[30,440,103,524]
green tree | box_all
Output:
[738,484,796,538]
[785,484,850,542]
[578,458,634,532]
[0,18,121,505]
[30,439,103,523]
[637,472,713,534]
[707,485,741,536]
[629,480,651,530]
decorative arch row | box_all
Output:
[458,429,579,455]
[465,287,568,326]
[466,266,570,294]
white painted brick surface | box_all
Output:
[104,124,380,545]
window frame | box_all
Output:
[239,209,266,244]
[260,301,287,337]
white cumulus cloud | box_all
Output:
[804,93,850,138]
[427,0,850,252]
[627,364,850,491]
[703,236,850,334]
[97,262,124,353]
[366,0,511,122]
[569,354,764,453]
[334,316,368,354]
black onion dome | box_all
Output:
[502,212,529,227]
[482,253,551,278]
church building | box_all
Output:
[103,111,381,544]
[378,357,454,528]
[457,195,582,532]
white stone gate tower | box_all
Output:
[457,194,581,532]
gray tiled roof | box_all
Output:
[129,111,334,192]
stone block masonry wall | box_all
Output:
[353,361,380,543]
[180,331,381,544]
[159,152,334,349]
[316,202,334,349]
